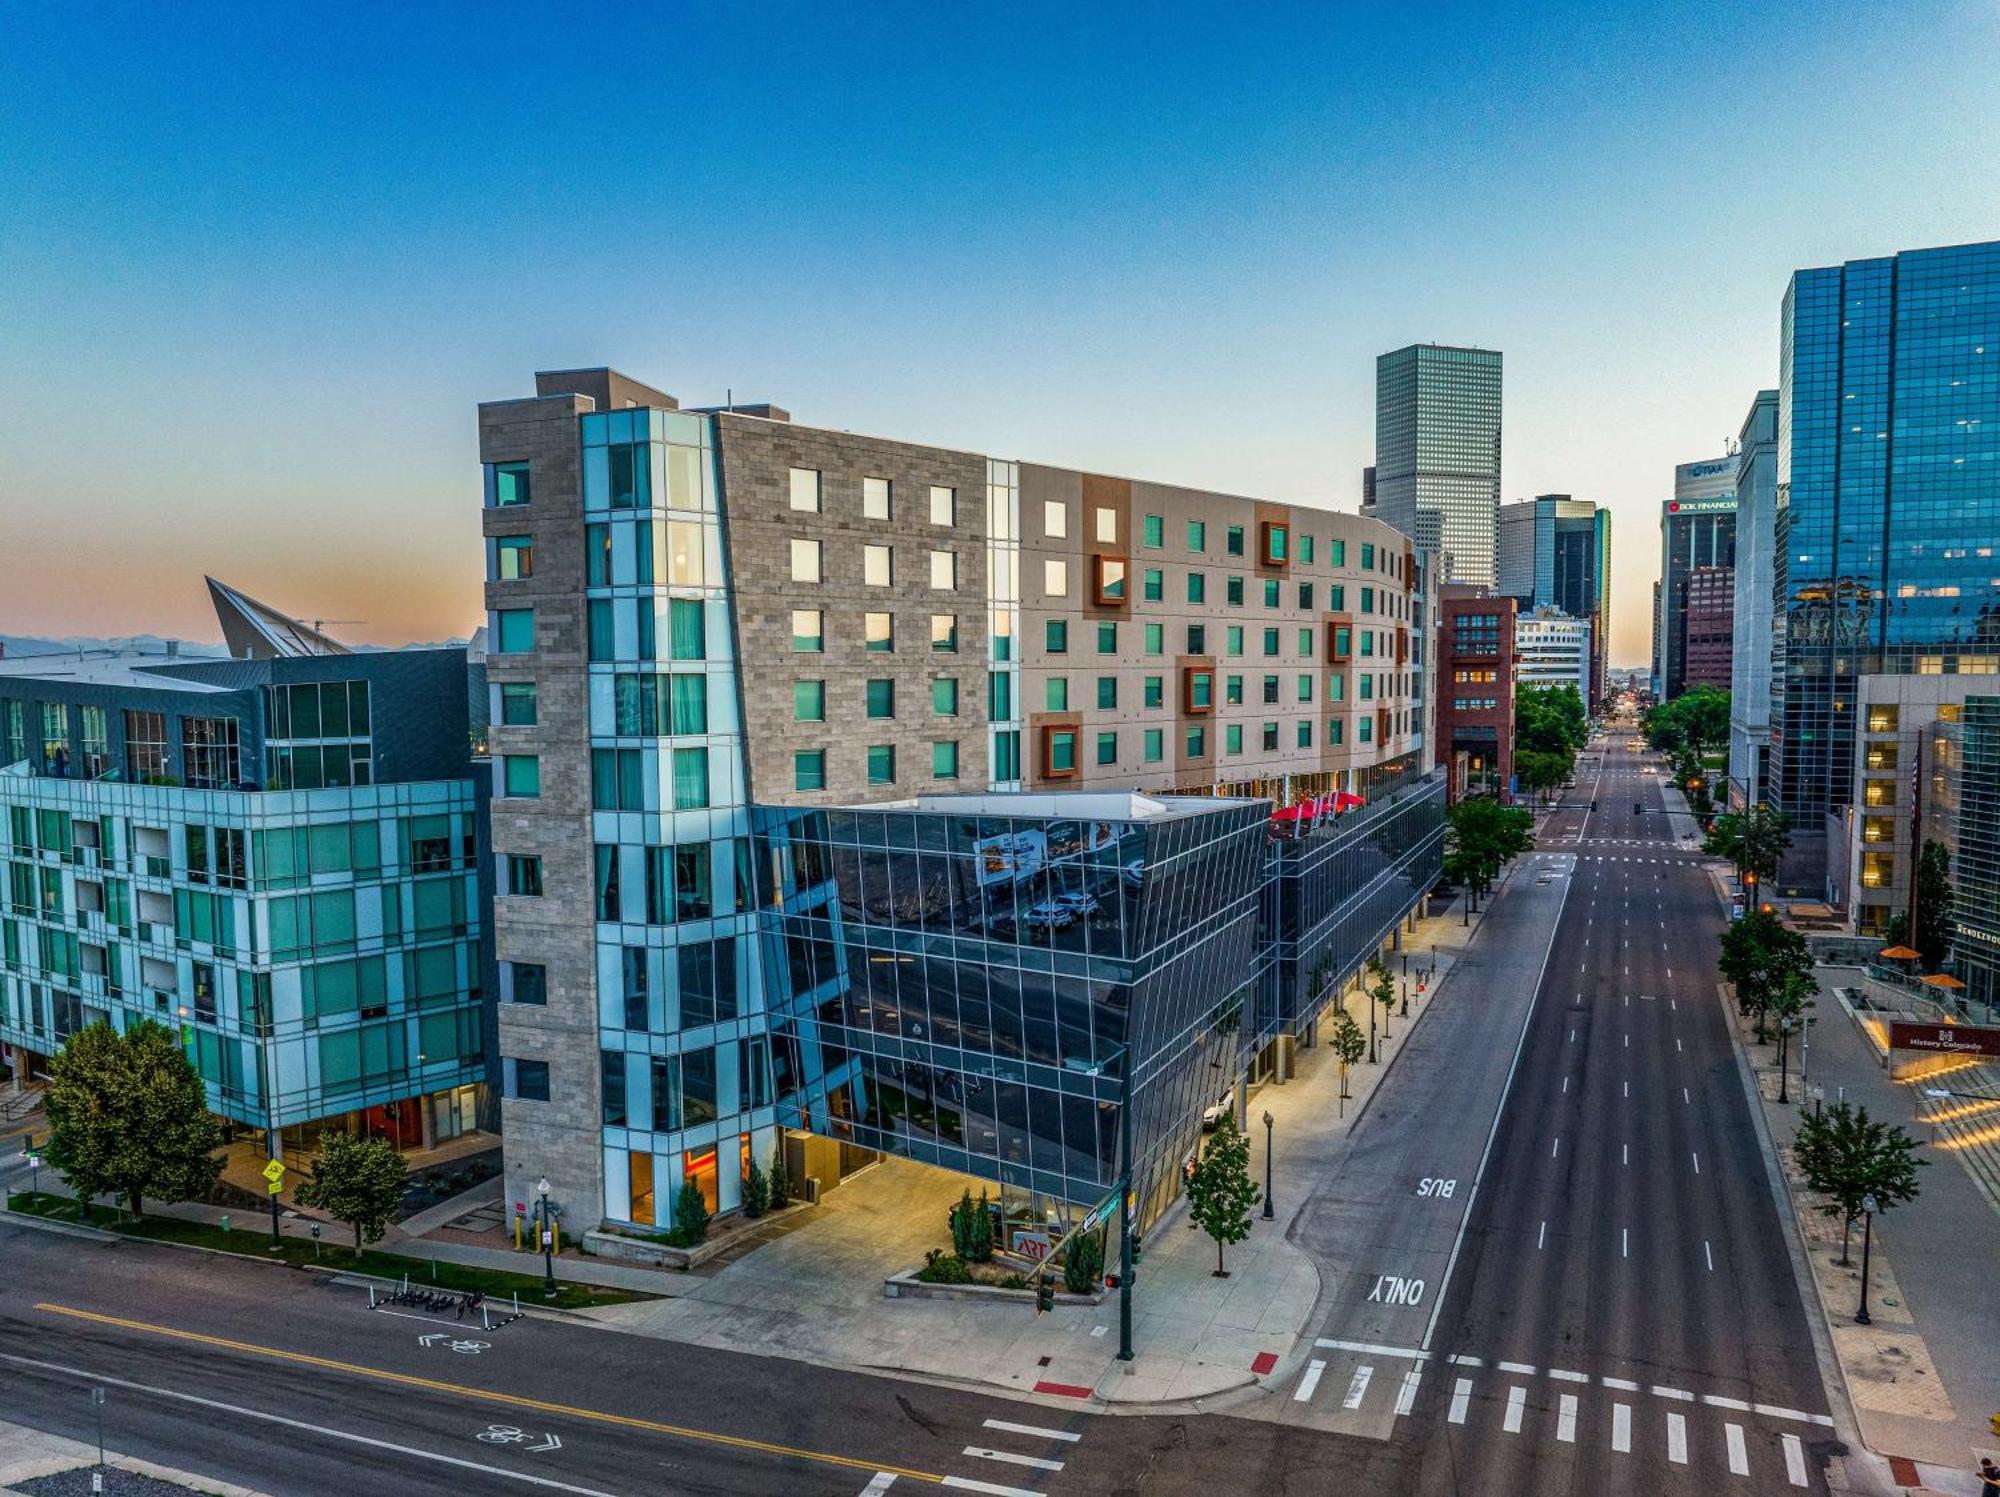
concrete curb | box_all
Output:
[0,1204,122,1243]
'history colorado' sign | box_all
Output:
[1887,1022,2000,1059]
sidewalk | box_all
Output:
[573,878,1512,1410]
[1705,868,2000,1492]
[0,1418,270,1497]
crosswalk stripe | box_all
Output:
[1449,1378,1472,1425]
[1395,1369,1422,1416]
[980,1420,1080,1444]
[1557,1393,1577,1444]
[1342,1365,1373,1410]
[963,1448,1064,1474]
[1611,1402,1631,1453]
[860,1476,897,1496]
[1724,1423,1749,1476]
[1293,1361,1325,1403]
[1503,1385,1526,1434]
[1666,1411,1688,1465]
[942,1479,1044,1497]
[1783,1432,1808,1487]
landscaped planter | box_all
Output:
[883,1269,1103,1305]
[584,1202,808,1270]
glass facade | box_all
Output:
[1943,697,2000,1018]
[1775,242,2000,842]
[1375,344,1502,586]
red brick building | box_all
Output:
[1437,585,1517,802]
[1682,564,1734,692]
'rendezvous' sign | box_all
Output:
[1887,1022,2000,1059]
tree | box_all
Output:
[1062,1229,1104,1294]
[1719,908,1811,1043]
[1912,839,1955,972]
[1329,1008,1365,1101]
[1704,804,1791,886]
[1882,911,1911,952]
[295,1131,409,1253]
[741,1157,770,1219]
[672,1181,712,1245]
[1444,797,1535,907]
[1517,683,1588,758]
[1367,954,1397,1047]
[1792,1102,1925,1265]
[767,1137,790,1209]
[1643,686,1730,760]
[1186,1111,1260,1278]
[43,1019,222,1222]
[1515,749,1571,807]
[1767,968,1816,1105]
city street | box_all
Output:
[1259,730,1842,1494]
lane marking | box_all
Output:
[1448,1378,1472,1425]
[1552,1137,1560,1159]
[1667,1411,1688,1465]
[1783,1432,1808,1486]
[1621,1228,1628,1258]
[963,1448,1063,1473]
[1611,1401,1632,1453]
[1342,1365,1374,1410]
[1602,1376,1639,1392]
[981,1420,1079,1444]
[1314,1339,1427,1361]
[1683,1087,1690,1104]
[1676,1038,1683,1054]
[1293,1360,1325,1403]
[1756,1404,1834,1427]
[862,1478,898,1497]
[1446,1354,1482,1367]
[1724,1422,1749,1475]
[0,1352,622,1497]
[1691,1151,1699,1174]
[1549,1369,1588,1383]
[1623,1080,1629,1098]
[1557,1393,1577,1443]
[1395,1369,1422,1416]
[23,1305,948,1486]
[1503,1384,1527,1433]
[1537,1220,1546,1250]
[1561,1075,1568,1094]
[1652,1385,1693,1401]
[1623,1144,1628,1166]
[1496,1361,1536,1375]
[1703,1394,1751,1411]
[943,1479,1043,1497]
[1705,1241,1714,1272]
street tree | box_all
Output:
[1517,683,1589,758]
[1791,1102,1925,1265]
[1515,749,1570,806]
[1767,968,1816,1104]
[1186,1110,1260,1278]
[1912,839,1955,972]
[1367,954,1397,1046]
[1643,686,1730,760]
[1704,804,1792,887]
[1328,1007,1365,1099]
[43,1018,222,1222]
[1718,908,1811,1042]
[1444,797,1535,906]
[295,1131,409,1254]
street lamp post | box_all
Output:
[1777,1014,1793,1105]
[536,1176,556,1300]
[1400,977,1409,1018]
[1261,1111,1274,1221]
[1368,989,1378,1066]
[1855,1193,1881,1324]
[1811,1083,1825,1120]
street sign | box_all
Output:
[262,1158,286,1185]
[1080,1191,1118,1234]
[1888,1022,2000,1059]
[267,1180,283,1195]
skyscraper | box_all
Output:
[1727,389,1779,809]
[1496,495,1612,708]
[1653,455,1737,700]
[1772,240,2000,889]
[1374,344,1502,587]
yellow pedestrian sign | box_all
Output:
[263,1158,285,1195]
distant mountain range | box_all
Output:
[1,633,468,660]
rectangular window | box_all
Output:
[672,746,709,810]
[182,717,241,788]
[1095,730,1117,765]
[1226,576,1243,606]
[932,677,959,716]
[1187,623,1206,654]
[932,614,958,652]
[1298,720,1313,748]
[586,600,614,662]
[1299,582,1314,610]
[1330,673,1345,702]
[502,755,540,798]
[500,681,537,726]
[1262,722,1279,752]
[490,461,531,507]
[1143,514,1164,547]
[790,538,822,584]
[1329,717,1344,744]
[789,467,820,512]
[1144,676,1163,709]
[1186,671,1212,710]
[1225,723,1243,755]
[1143,728,1163,762]
[1262,675,1280,704]
[1046,677,1069,711]
[506,961,547,1006]
[1299,535,1314,564]
[1263,627,1279,656]
[1331,539,1346,566]
[1144,623,1163,655]
[863,476,892,520]
[1095,506,1117,543]
[1185,725,1205,758]
[867,745,896,785]
[1044,558,1068,597]
[1096,676,1117,709]
[1096,621,1117,654]
[1297,673,1313,702]
[794,750,826,791]
[1359,717,1372,743]
[1143,568,1163,601]
[1264,578,1281,607]
[123,709,167,782]
[1043,499,1067,538]
[864,544,893,587]
[506,855,543,897]
[929,550,957,590]
[1361,543,1375,570]
[930,486,957,526]
[993,729,1020,781]
[1187,571,1206,604]
[865,612,894,652]
[866,679,896,719]
[506,1058,551,1102]
[1226,674,1244,705]
[1187,520,1206,552]
[1226,625,1244,656]
[1047,729,1076,774]
[495,535,534,580]
[1045,619,1068,653]
[1226,525,1245,556]
[1263,524,1288,564]
[585,522,610,585]
[932,740,959,779]
[1094,555,1127,604]
[792,609,823,652]
[496,608,534,654]
[794,680,825,721]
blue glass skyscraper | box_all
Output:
[1773,240,2000,885]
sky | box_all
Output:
[2,2,1996,666]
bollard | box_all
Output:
[512,1291,520,1317]
[368,1286,376,1308]
[482,1305,491,1331]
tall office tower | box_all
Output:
[1496,495,1612,709]
[480,368,1442,1237]
[1727,390,1779,808]
[1653,455,1738,701]
[1360,465,1377,517]
[1374,344,1502,586]
[1772,240,2000,892]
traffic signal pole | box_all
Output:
[1117,1055,1134,1362]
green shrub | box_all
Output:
[672,1182,711,1245]
[917,1248,972,1285]
[967,1189,995,1262]
[1062,1229,1104,1294]
[949,1189,976,1258]
[767,1140,790,1209]
[742,1160,769,1219]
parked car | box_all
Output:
[1023,899,1075,931]
[1054,890,1101,919]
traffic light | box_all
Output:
[1035,1278,1056,1314]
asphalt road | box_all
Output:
[1260,720,1839,1495]
[0,1199,1406,1497]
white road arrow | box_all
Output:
[526,1434,562,1453]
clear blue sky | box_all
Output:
[3,0,1995,662]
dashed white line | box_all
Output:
[1293,1360,1325,1403]
[1562,1075,1568,1094]
[1783,1431,1809,1485]
[1683,1086,1690,1104]
[1537,1220,1547,1250]
[981,1420,1081,1444]
[1314,1339,1428,1361]
[1611,1401,1632,1453]
[1621,1228,1629,1258]
[1724,1422,1749,1475]
[1704,1394,1752,1412]
[1623,1143,1629,1166]
[1557,1392,1578,1443]
[1692,1151,1700,1175]
[1757,1404,1834,1427]
[1705,1240,1714,1272]
[1395,1368,1422,1416]
[860,1476,897,1497]
[962,1448,1065,1474]
[944,1478,1046,1497]
[1342,1365,1374,1410]
[1676,1038,1683,1054]
[1550,1369,1588,1383]
[1446,1353,1482,1367]
[1666,1411,1689,1465]
[1496,1361,1537,1375]
[1623,1080,1629,1098]
[1602,1376,1640,1392]
[1551,1136,1560,1158]
[1503,1384,1527,1433]
[1652,1385,1694,1401]
[1449,1377,1473,1424]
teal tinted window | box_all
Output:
[1226,526,1244,556]
[1187,572,1206,604]
[795,680,825,721]
[1143,514,1163,547]
[503,756,540,798]
[932,740,959,779]
[1144,624,1163,655]
[1048,731,1075,772]
[1097,622,1117,654]
[496,609,534,654]
[866,679,895,719]
[1045,619,1067,653]
[1046,677,1068,711]
[1143,568,1163,601]
[866,745,896,785]
[932,678,959,717]
[1143,728,1163,762]
[1096,731,1117,766]
[500,682,537,725]
[490,461,530,507]
[1096,677,1117,709]
[1186,520,1206,551]
[794,750,825,791]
